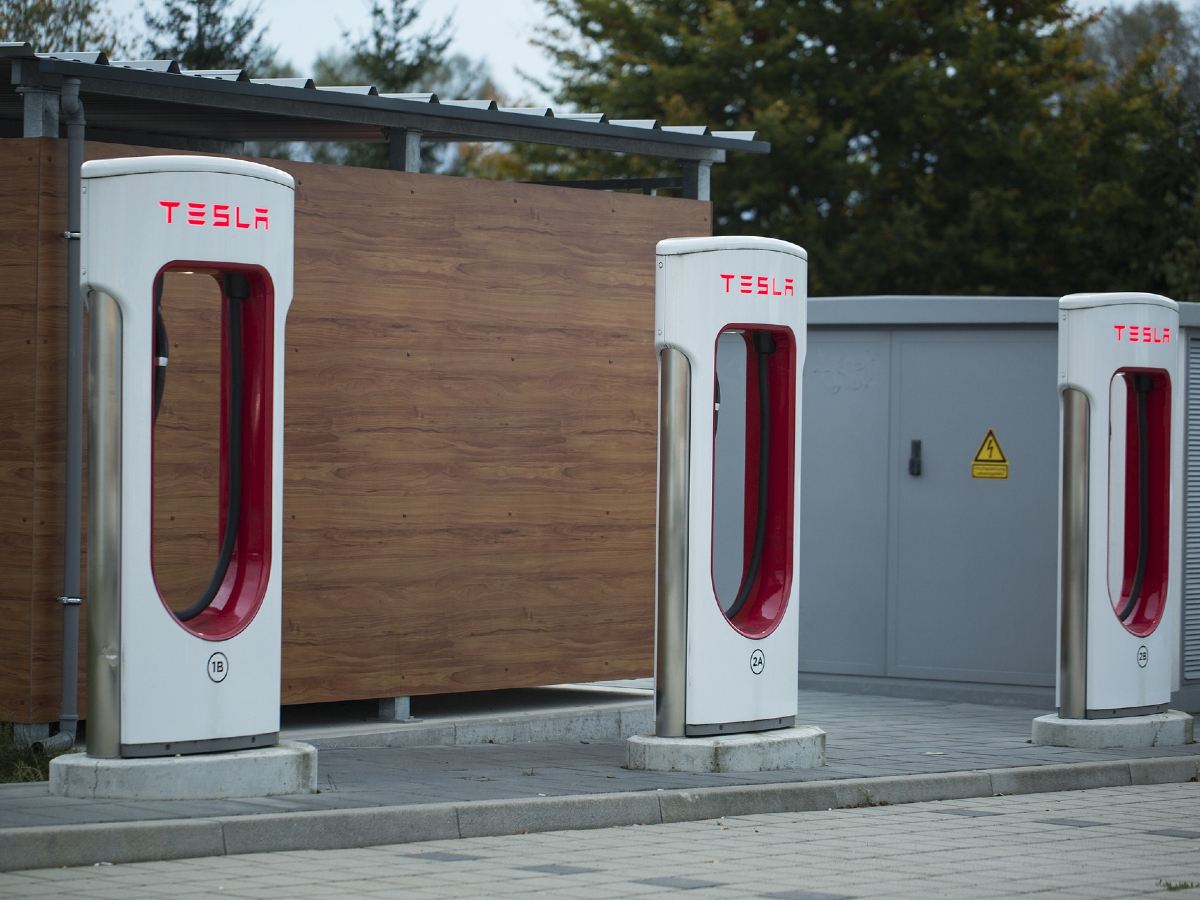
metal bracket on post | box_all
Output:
[386,128,423,173]
[378,696,421,723]
[678,159,712,202]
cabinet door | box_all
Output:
[799,331,891,676]
[888,330,1058,685]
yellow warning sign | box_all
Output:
[972,429,1008,479]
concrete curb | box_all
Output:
[4,755,1199,872]
[296,703,655,750]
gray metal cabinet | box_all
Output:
[798,298,1061,695]
[798,332,891,676]
[887,330,1057,686]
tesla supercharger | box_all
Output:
[654,236,806,737]
[83,157,294,758]
[1056,292,1182,720]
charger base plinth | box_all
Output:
[626,726,826,773]
[1032,711,1193,749]
[49,740,318,799]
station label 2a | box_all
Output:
[972,430,1008,480]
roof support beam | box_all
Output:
[679,159,712,202]
[386,127,421,172]
[19,86,58,137]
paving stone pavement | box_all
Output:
[3,782,1199,898]
[4,690,1199,831]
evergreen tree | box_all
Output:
[0,0,132,56]
[487,0,1197,298]
[309,0,491,170]
[1084,1,1200,104]
[143,0,278,72]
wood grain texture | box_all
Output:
[151,273,225,607]
[269,161,708,703]
[7,139,712,718]
[0,140,42,720]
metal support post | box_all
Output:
[655,348,691,737]
[378,696,419,722]
[678,159,712,202]
[43,79,87,753]
[1060,388,1090,719]
[387,128,423,173]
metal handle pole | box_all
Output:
[1060,387,1090,719]
[86,292,123,757]
[655,348,690,737]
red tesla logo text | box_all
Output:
[719,274,795,296]
[160,201,269,230]
[1114,325,1170,344]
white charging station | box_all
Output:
[81,157,294,760]
[1034,292,1192,747]
[647,235,813,748]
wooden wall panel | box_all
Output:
[10,139,711,719]
[0,140,42,720]
[151,273,224,607]
[268,162,710,703]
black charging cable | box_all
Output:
[153,275,168,423]
[1117,373,1154,623]
[167,273,249,622]
[726,331,776,619]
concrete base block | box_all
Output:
[626,725,826,773]
[1032,710,1194,749]
[49,740,318,800]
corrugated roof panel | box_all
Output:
[440,99,498,110]
[317,85,379,95]
[183,69,250,82]
[381,92,439,103]
[36,51,108,65]
[251,77,315,89]
[1,44,771,164]
[555,112,608,123]
[110,59,181,74]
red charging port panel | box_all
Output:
[150,263,275,641]
[715,325,797,639]
[1112,367,1171,637]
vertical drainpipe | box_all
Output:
[47,78,86,751]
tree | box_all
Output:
[489,0,1198,298]
[1084,1,1200,105]
[308,0,494,170]
[0,0,133,55]
[143,0,279,73]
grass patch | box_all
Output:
[0,722,66,783]
[843,788,890,809]
[1158,880,1200,892]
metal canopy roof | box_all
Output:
[0,43,769,191]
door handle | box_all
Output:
[908,440,922,476]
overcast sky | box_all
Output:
[106,0,558,103]
[105,0,1196,109]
